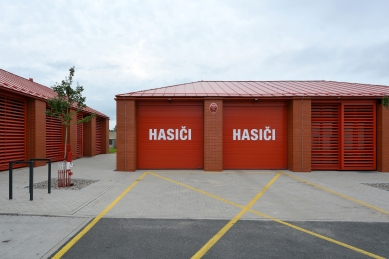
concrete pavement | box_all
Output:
[0,154,389,258]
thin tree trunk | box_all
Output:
[63,106,69,160]
[64,125,68,160]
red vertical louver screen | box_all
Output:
[0,94,26,171]
[77,113,83,158]
[96,117,102,155]
[342,104,376,170]
[311,104,340,170]
[46,109,63,162]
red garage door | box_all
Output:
[0,94,26,171]
[137,101,203,169]
[223,101,287,169]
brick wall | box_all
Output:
[84,116,96,156]
[69,110,77,160]
[26,98,46,167]
[204,100,223,171]
[377,105,389,172]
[287,98,311,172]
[116,99,137,171]
[102,117,109,154]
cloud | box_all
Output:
[1,0,389,129]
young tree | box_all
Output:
[46,66,95,160]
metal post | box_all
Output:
[9,161,33,200]
[29,161,33,201]
[48,159,51,194]
[9,162,12,200]
[29,158,52,194]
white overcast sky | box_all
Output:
[1,0,389,129]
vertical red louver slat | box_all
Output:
[77,113,83,158]
[342,104,376,170]
[46,109,63,162]
[96,117,102,155]
[311,104,340,170]
[0,95,26,171]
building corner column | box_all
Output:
[287,98,311,172]
[204,99,223,171]
[69,110,77,160]
[116,99,137,171]
[84,116,96,156]
[26,98,46,167]
[377,104,389,172]
[102,118,109,154]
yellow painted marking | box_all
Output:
[283,173,389,215]
[153,171,275,175]
[191,173,281,259]
[247,210,385,259]
[149,172,243,208]
[151,173,385,259]
[52,172,148,259]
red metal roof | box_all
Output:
[0,69,108,118]
[116,81,389,98]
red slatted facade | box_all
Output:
[311,104,340,170]
[96,117,102,155]
[77,113,84,158]
[0,94,26,171]
[342,103,376,170]
[311,102,376,170]
[46,110,63,162]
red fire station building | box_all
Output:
[115,81,389,172]
[0,69,109,171]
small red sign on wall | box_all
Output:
[209,103,218,114]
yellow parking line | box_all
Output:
[151,171,275,175]
[150,173,385,259]
[52,172,148,259]
[283,173,389,215]
[247,210,385,259]
[191,173,281,259]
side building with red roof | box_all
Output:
[115,80,389,172]
[0,69,109,171]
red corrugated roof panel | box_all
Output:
[116,80,389,98]
[0,69,108,118]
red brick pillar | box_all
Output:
[26,98,46,166]
[287,98,311,172]
[204,100,223,171]
[101,118,109,154]
[69,110,77,160]
[377,104,389,172]
[84,116,96,156]
[116,99,137,171]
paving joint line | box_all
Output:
[69,176,128,215]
